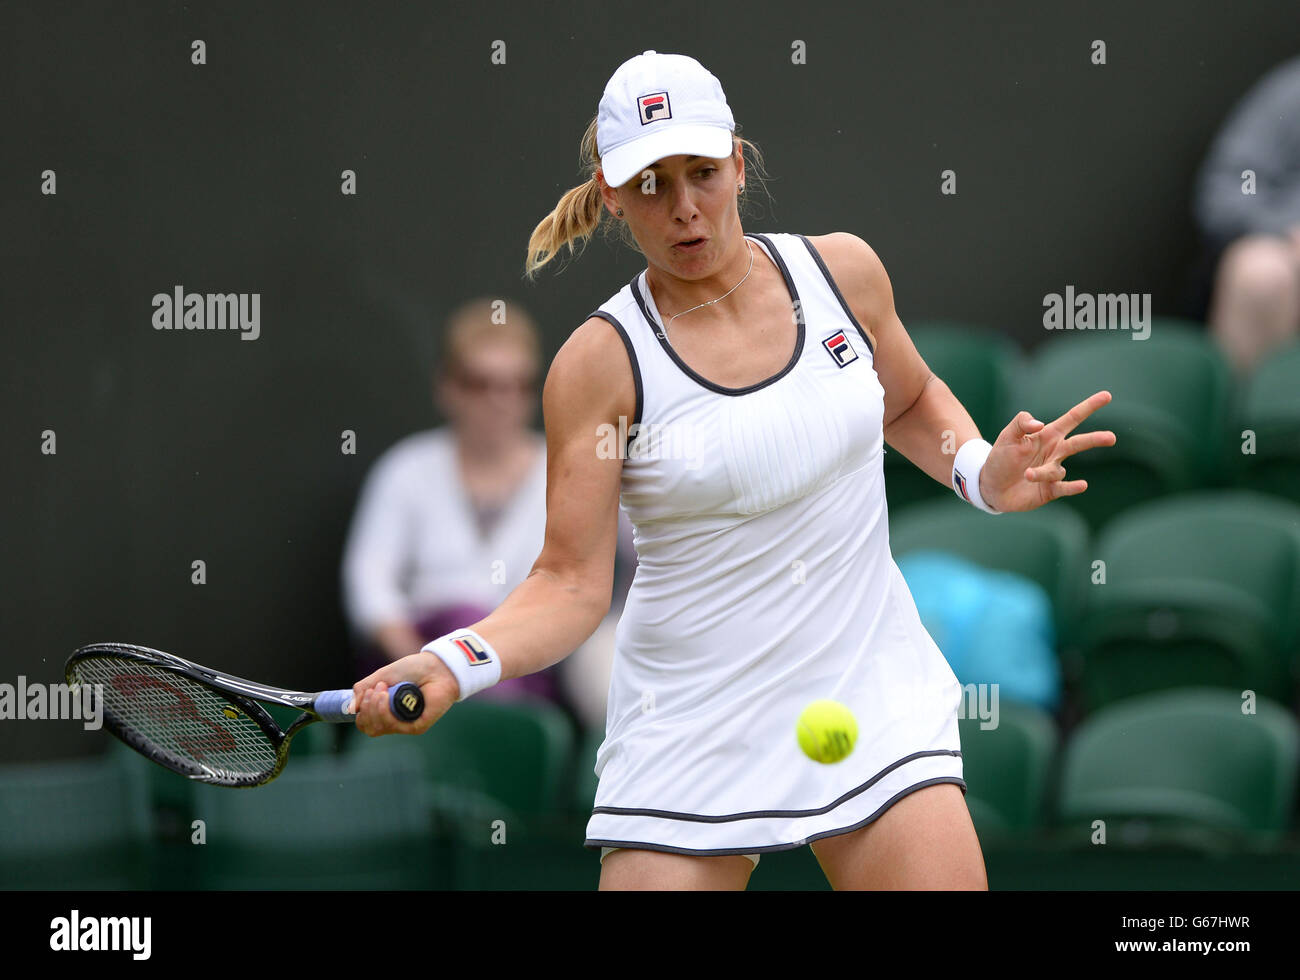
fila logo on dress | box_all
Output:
[822,331,859,368]
[639,92,671,124]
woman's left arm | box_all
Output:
[815,232,1115,513]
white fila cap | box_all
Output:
[596,50,736,188]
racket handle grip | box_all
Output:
[314,683,425,724]
[388,682,425,722]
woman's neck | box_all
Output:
[646,234,758,322]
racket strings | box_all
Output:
[70,657,279,781]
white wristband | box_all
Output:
[421,629,503,701]
[952,438,1002,515]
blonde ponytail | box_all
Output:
[525,115,606,279]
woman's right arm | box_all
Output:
[353,316,633,734]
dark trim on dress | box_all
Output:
[588,309,643,455]
[629,233,805,396]
[796,232,875,356]
[584,775,967,855]
[591,748,961,822]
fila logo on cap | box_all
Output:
[638,91,672,124]
[452,633,492,666]
[822,331,859,368]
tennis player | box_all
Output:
[353,51,1115,890]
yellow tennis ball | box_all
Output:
[797,699,858,764]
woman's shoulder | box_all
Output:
[765,230,884,282]
[555,310,639,377]
[798,232,890,286]
[544,315,638,429]
[798,231,876,261]
[795,233,887,349]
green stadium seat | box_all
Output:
[885,321,1022,515]
[190,745,439,889]
[958,701,1059,843]
[106,739,202,888]
[345,696,579,878]
[910,320,1024,434]
[105,707,339,887]
[109,736,193,818]
[889,496,1091,636]
[1019,318,1233,529]
[353,696,575,819]
[1056,688,1300,850]
[1074,490,1300,712]
[347,697,582,888]
[0,752,151,888]
[1232,340,1300,504]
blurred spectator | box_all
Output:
[342,296,635,725]
[1193,53,1300,376]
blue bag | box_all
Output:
[896,549,1061,712]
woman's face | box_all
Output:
[438,344,538,447]
[600,142,744,280]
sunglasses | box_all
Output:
[453,370,537,396]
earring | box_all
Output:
[616,209,623,217]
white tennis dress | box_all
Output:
[583,232,966,859]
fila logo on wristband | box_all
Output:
[452,633,492,666]
[952,438,1002,515]
[423,629,502,701]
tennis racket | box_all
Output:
[65,641,425,788]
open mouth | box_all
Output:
[674,238,707,251]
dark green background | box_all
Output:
[4,0,1298,762]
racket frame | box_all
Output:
[67,642,359,787]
